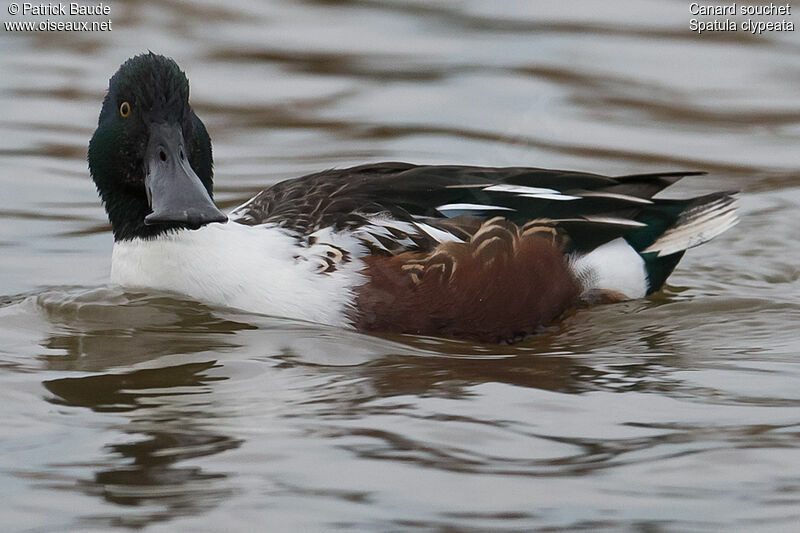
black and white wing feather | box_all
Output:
[229,162,730,256]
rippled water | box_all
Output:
[2,1,800,531]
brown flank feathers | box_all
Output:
[352,218,580,343]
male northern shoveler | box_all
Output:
[89,53,738,343]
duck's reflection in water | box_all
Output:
[36,288,256,372]
[44,362,241,529]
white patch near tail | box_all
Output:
[570,238,648,300]
[643,195,739,257]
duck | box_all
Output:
[88,53,738,344]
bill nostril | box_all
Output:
[159,150,167,162]
[180,149,184,160]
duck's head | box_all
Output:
[89,53,227,241]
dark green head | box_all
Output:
[89,53,227,241]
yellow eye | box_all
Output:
[119,101,131,117]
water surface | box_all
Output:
[1,1,800,531]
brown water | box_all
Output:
[2,1,800,531]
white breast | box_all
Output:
[110,222,365,327]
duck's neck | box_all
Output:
[102,186,193,241]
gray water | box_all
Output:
[1,1,800,531]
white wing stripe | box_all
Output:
[518,193,580,201]
[436,203,515,212]
[581,216,647,227]
[415,223,464,243]
[482,184,561,195]
[578,191,653,205]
